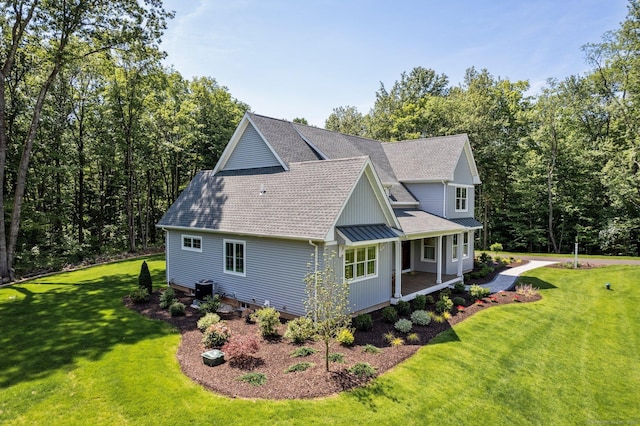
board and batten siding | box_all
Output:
[337,175,387,226]
[165,230,314,316]
[223,123,281,171]
[404,182,445,217]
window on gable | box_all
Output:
[422,237,436,262]
[344,245,377,281]
[182,235,202,252]
[455,186,468,212]
[224,239,245,276]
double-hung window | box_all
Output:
[452,234,459,261]
[182,235,202,252]
[224,239,245,276]
[422,237,436,262]
[344,245,377,281]
[455,186,468,212]
[462,233,469,258]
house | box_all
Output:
[157,112,482,317]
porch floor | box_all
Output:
[395,271,462,301]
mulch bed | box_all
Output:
[125,261,541,400]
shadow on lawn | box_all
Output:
[0,271,172,389]
[516,276,557,290]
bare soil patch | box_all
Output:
[126,276,540,400]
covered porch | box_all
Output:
[391,270,462,303]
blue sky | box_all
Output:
[160,0,629,127]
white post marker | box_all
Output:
[574,241,578,268]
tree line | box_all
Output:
[2,1,638,280]
[325,1,640,257]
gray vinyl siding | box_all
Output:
[165,230,314,316]
[337,175,387,226]
[330,242,393,313]
[223,124,281,170]
[404,182,445,216]
[446,155,476,219]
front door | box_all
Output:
[401,241,411,271]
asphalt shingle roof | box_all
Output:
[382,134,469,181]
[158,157,369,240]
[393,208,467,236]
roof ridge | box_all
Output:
[289,156,369,166]
[384,133,468,145]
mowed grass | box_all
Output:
[0,258,638,425]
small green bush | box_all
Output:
[238,372,266,386]
[290,346,318,358]
[159,288,176,309]
[348,363,377,378]
[439,287,451,298]
[362,344,381,354]
[169,302,186,317]
[353,313,373,331]
[336,328,355,346]
[285,362,313,373]
[202,322,231,348]
[381,306,398,324]
[129,287,150,304]
[410,310,431,326]
[394,318,412,333]
[453,281,466,293]
[199,294,221,315]
[329,352,345,363]
[469,284,491,300]
[251,307,281,337]
[452,296,465,306]
[407,333,420,343]
[396,300,411,316]
[138,260,152,294]
[284,316,315,344]
[425,295,435,304]
[478,252,492,264]
[412,294,426,311]
[436,295,453,314]
[197,312,221,332]
[490,242,503,252]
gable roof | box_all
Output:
[382,134,481,183]
[158,157,397,241]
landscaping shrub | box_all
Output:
[284,316,315,344]
[328,352,345,363]
[394,318,412,333]
[199,294,221,315]
[129,287,150,304]
[197,312,221,332]
[453,281,466,294]
[469,284,491,300]
[169,302,186,317]
[222,334,260,365]
[436,295,453,314]
[159,288,176,309]
[396,300,411,316]
[238,372,267,386]
[407,333,420,343]
[516,283,540,297]
[489,242,503,252]
[353,313,373,331]
[348,363,377,378]
[389,336,404,347]
[478,251,492,264]
[202,322,231,348]
[251,307,281,337]
[290,346,317,358]
[425,295,435,304]
[138,260,152,294]
[412,294,426,311]
[362,344,381,354]
[452,296,465,306]
[285,362,313,373]
[336,328,354,346]
[439,287,451,298]
[410,309,431,326]
[381,306,398,323]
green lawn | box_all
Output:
[1,257,638,425]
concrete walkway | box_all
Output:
[468,260,558,293]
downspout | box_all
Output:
[308,240,318,322]
[442,180,447,217]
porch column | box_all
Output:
[457,232,464,278]
[394,240,402,298]
[436,235,442,284]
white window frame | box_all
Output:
[455,186,468,212]
[344,244,378,282]
[463,232,470,259]
[421,237,437,262]
[181,234,202,252]
[223,239,246,277]
[452,234,459,261]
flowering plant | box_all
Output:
[456,305,465,312]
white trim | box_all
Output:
[421,237,437,263]
[181,234,203,252]
[343,244,378,283]
[447,182,475,188]
[223,238,246,277]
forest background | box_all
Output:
[1,0,639,279]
